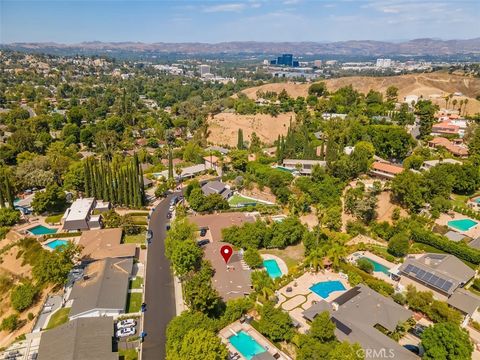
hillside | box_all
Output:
[242,73,480,114]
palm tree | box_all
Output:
[464,99,469,115]
[459,99,464,113]
[175,165,183,183]
[251,271,275,302]
[327,242,347,270]
[306,248,326,272]
[444,95,449,109]
[452,99,458,111]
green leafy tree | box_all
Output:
[170,240,202,277]
[391,171,425,212]
[357,258,374,274]
[32,242,81,285]
[0,208,20,226]
[31,184,67,214]
[421,322,473,360]
[168,328,228,360]
[0,314,19,332]
[11,283,38,312]
[257,302,293,342]
[309,311,336,342]
[183,263,221,316]
[388,231,410,257]
[243,248,263,268]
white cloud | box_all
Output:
[283,0,301,4]
[203,3,246,13]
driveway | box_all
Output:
[142,192,179,360]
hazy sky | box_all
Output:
[1,0,479,43]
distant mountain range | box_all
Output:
[2,38,480,56]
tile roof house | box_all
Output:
[428,137,468,157]
[431,122,461,136]
[201,180,232,200]
[78,228,137,262]
[302,285,416,360]
[369,161,404,179]
[68,257,133,320]
[398,254,475,296]
[37,317,117,360]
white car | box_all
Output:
[117,319,136,329]
[116,327,136,338]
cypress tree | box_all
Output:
[0,180,5,208]
[168,147,174,180]
[237,129,244,149]
[5,175,13,208]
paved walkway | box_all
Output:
[32,295,63,332]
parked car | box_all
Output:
[197,239,209,247]
[409,324,426,338]
[146,229,153,240]
[116,327,136,338]
[200,228,207,237]
[166,224,171,231]
[117,319,137,329]
[403,345,420,355]
[167,212,172,219]
[168,205,175,212]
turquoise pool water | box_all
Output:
[263,259,282,279]
[474,198,480,204]
[46,239,69,250]
[229,331,266,360]
[28,225,58,235]
[447,219,478,232]
[360,257,390,275]
[275,166,295,173]
[310,280,346,299]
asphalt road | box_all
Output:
[142,192,178,360]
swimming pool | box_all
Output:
[229,331,266,360]
[28,225,58,235]
[360,257,390,275]
[447,219,478,232]
[310,280,346,299]
[275,166,295,173]
[263,259,282,279]
[46,239,69,250]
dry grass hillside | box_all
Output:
[242,72,480,114]
[207,112,293,147]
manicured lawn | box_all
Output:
[123,231,146,244]
[46,307,70,329]
[45,214,63,224]
[228,194,257,206]
[131,216,148,225]
[129,277,143,289]
[409,242,446,254]
[450,194,470,208]
[260,243,305,269]
[119,349,138,360]
[126,292,142,313]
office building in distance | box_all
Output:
[270,54,299,67]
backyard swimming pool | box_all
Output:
[28,225,58,236]
[447,219,478,232]
[360,257,390,275]
[229,331,266,360]
[46,239,69,250]
[310,280,346,299]
[263,259,282,279]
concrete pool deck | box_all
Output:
[348,251,398,284]
[219,322,292,360]
[261,254,288,277]
[436,212,480,238]
[276,271,350,332]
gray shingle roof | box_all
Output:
[469,237,480,250]
[37,317,117,360]
[302,300,332,322]
[447,288,480,316]
[398,254,475,295]
[69,258,132,318]
[201,180,232,199]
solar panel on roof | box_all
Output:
[435,279,446,288]
[404,264,413,273]
[442,282,453,292]
[417,269,426,278]
[423,273,433,282]
[430,275,439,284]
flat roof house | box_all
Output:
[62,198,102,231]
[37,317,117,360]
[420,158,462,171]
[369,161,404,180]
[78,228,136,262]
[302,285,416,360]
[398,254,475,298]
[201,180,232,200]
[282,159,326,175]
[68,257,133,320]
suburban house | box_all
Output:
[397,254,475,299]
[282,159,326,175]
[468,237,480,250]
[369,161,404,180]
[78,228,137,262]
[206,145,230,155]
[427,137,468,157]
[62,198,108,231]
[68,257,133,320]
[467,196,480,212]
[155,162,212,180]
[302,285,416,360]
[431,121,463,137]
[204,155,223,175]
[37,317,117,360]
[201,180,232,200]
[447,288,480,325]
[421,158,462,171]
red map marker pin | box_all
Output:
[220,245,233,264]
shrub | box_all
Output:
[27,313,34,321]
[388,231,410,257]
[243,249,263,268]
[0,314,19,332]
[357,258,374,274]
[472,278,480,292]
[0,208,20,227]
[11,283,38,312]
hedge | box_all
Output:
[340,263,394,296]
[42,232,82,241]
[453,206,480,221]
[412,227,480,264]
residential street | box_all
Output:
[142,192,178,360]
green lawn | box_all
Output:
[450,194,471,208]
[131,216,148,225]
[119,349,138,360]
[123,231,146,244]
[45,214,63,224]
[409,242,446,254]
[129,277,143,289]
[46,307,70,329]
[228,194,257,206]
[126,292,142,313]
[260,243,305,269]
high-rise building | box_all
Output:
[376,59,392,68]
[199,64,211,77]
[271,54,299,67]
